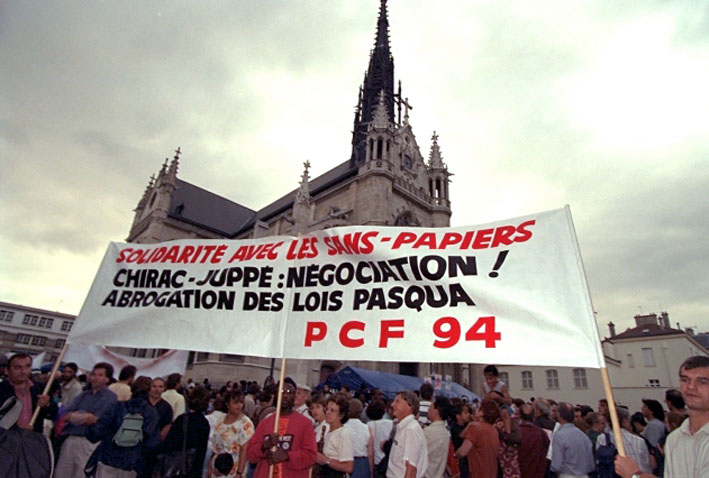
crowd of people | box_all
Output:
[0,353,707,478]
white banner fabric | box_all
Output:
[31,352,46,370]
[63,344,188,377]
[69,207,605,368]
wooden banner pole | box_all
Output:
[600,366,626,456]
[268,357,288,478]
[29,343,68,428]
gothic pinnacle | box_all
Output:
[428,131,445,168]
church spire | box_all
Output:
[374,0,391,53]
[351,0,395,166]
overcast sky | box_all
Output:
[1,0,708,338]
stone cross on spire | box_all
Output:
[401,96,412,125]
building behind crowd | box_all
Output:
[0,301,76,364]
[114,0,474,389]
[497,312,708,407]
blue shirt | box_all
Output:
[551,423,595,476]
[65,387,117,436]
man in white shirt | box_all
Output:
[615,355,709,478]
[108,364,136,401]
[60,362,84,408]
[387,391,428,478]
[295,384,314,424]
[161,372,185,421]
[423,397,451,478]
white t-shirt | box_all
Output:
[161,389,186,421]
[323,425,354,462]
[368,418,393,465]
[345,418,370,457]
[387,414,428,478]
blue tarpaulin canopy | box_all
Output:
[316,365,480,401]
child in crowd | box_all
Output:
[482,365,512,406]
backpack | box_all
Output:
[596,432,618,478]
[112,411,144,447]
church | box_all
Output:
[124,1,477,390]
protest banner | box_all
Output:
[31,352,46,370]
[68,206,605,369]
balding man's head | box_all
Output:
[557,402,575,423]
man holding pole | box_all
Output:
[247,380,317,478]
[0,353,52,432]
[615,355,709,478]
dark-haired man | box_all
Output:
[616,355,709,478]
[640,399,666,448]
[518,403,549,478]
[664,389,685,417]
[423,396,450,478]
[550,402,594,478]
[59,362,83,408]
[247,381,317,478]
[161,372,185,421]
[147,377,173,440]
[0,353,52,431]
[86,376,161,477]
[418,382,434,427]
[109,364,137,401]
[54,362,118,478]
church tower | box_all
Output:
[123,0,471,390]
[129,148,181,243]
[351,0,395,167]
[349,0,452,229]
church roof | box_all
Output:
[169,179,255,236]
[168,160,357,237]
[238,160,358,233]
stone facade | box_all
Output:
[496,312,707,408]
[120,1,480,391]
[0,301,76,364]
